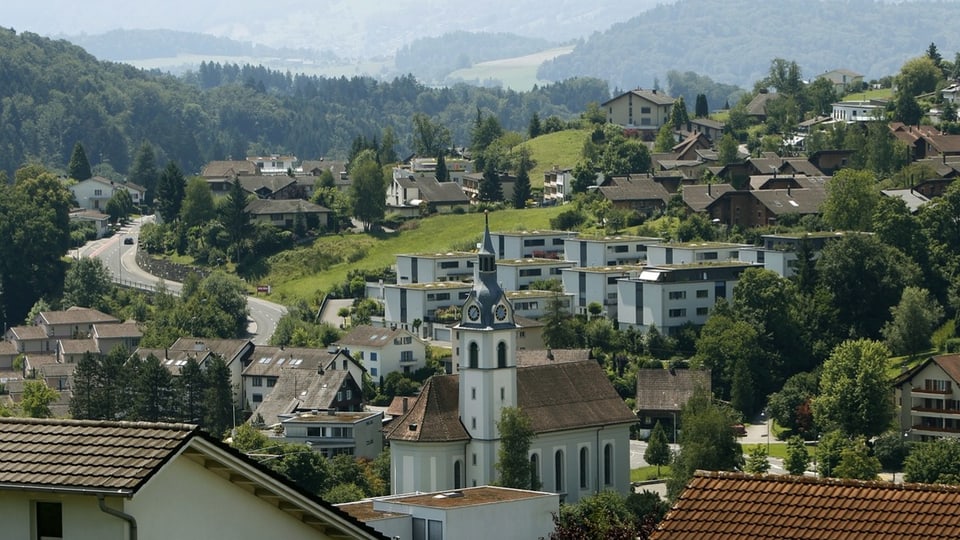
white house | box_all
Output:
[564,234,662,267]
[395,252,475,285]
[335,325,427,380]
[385,218,637,503]
[277,410,384,459]
[338,486,558,540]
[248,154,298,175]
[490,230,575,259]
[496,258,576,291]
[0,417,382,540]
[601,88,675,130]
[561,265,644,319]
[617,261,759,334]
[831,100,887,122]
[69,176,146,211]
[543,167,574,204]
[895,353,960,442]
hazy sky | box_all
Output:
[4,0,661,56]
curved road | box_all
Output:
[83,217,287,345]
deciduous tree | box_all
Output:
[20,380,59,418]
[62,257,114,312]
[881,286,943,359]
[349,149,387,231]
[821,169,879,231]
[496,407,537,489]
[784,436,809,475]
[812,339,894,438]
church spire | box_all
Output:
[478,211,496,274]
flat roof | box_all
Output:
[491,229,574,237]
[387,281,473,291]
[282,411,381,424]
[397,251,475,259]
[507,290,569,299]
[570,234,663,243]
[565,264,646,274]
[384,486,553,508]
[497,258,574,267]
[662,241,749,249]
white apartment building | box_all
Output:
[564,234,662,267]
[617,261,759,334]
[496,258,576,291]
[395,252,475,284]
[382,281,473,335]
[645,241,745,266]
[561,265,644,319]
[490,230,575,259]
[506,290,575,320]
[277,410,384,460]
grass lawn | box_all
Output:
[517,129,591,189]
[631,465,672,482]
[264,206,565,304]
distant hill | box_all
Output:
[538,0,960,90]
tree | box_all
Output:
[812,339,894,439]
[131,353,176,422]
[644,421,671,476]
[904,438,960,484]
[695,93,709,118]
[667,388,743,500]
[203,354,234,437]
[528,112,542,139]
[897,56,941,97]
[411,113,451,157]
[270,444,333,495]
[766,371,818,437]
[324,483,366,504]
[872,431,911,472]
[129,142,159,205]
[180,177,216,228]
[881,287,943,359]
[156,160,186,224]
[104,189,134,225]
[817,234,920,339]
[67,141,93,181]
[893,92,922,125]
[220,177,251,262]
[599,135,651,176]
[512,148,532,209]
[669,96,689,130]
[821,169,879,231]
[833,437,881,480]
[783,436,809,475]
[434,152,449,182]
[178,357,206,423]
[549,491,641,540]
[20,380,59,418]
[478,159,503,202]
[69,352,101,419]
[496,407,537,489]
[654,124,675,153]
[349,149,387,231]
[744,445,770,474]
[815,430,848,478]
[61,257,114,311]
[231,422,269,453]
[471,111,503,164]
[717,133,739,165]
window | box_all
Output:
[252,393,262,403]
[555,450,564,492]
[413,518,427,540]
[370,352,378,362]
[604,444,613,485]
[699,252,718,260]
[530,453,540,489]
[500,387,505,400]
[36,501,62,540]
[607,276,619,285]
[252,376,263,387]
[696,307,709,316]
[641,106,651,114]
[401,350,413,362]
[471,417,476,429]
[613,245,628,253]
[696,289,709,298]
[440,261,460,269]
[370,367,378,377]
[469,342,479,368]
[471,387,476,400]
[668,308,687,318]
[497,342,507,368]
[94,189,102,196]
[307,427,322,437]
[472,453,477,466]
[579,447,589,489]
[345,389,352,400]
[668,291,686,300]
[519,268,542,277]
[524,238,546,247]
[454,460,463,489]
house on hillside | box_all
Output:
[69,176,146,211]
[0,417,382,540]
[387,174,471,216]
[246,199,330,231]
[334,325,427,379]
[745,90,780,122]
[816,68,864,94]
[597,174,672,216]
[894,353,960,442]
[602,88,675,133]
[651,471,960,539]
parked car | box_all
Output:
[123,237,135,245]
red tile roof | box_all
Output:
[652,471,960,540]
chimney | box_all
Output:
[402,397,409,413]
[707,183,712,197]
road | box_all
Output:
[83,216,287,345]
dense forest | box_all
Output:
[539,0,960,90]
[0,27,609,178]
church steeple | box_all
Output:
[459,211,515,329]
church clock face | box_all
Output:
[495,303,507,322]
[467,305,481,321]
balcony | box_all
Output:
[912,386,952,396]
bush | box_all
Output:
[550,209,586,230]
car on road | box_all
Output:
[123,237,135,245]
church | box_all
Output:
[386,216,637,502]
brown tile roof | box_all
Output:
[895,354,960,388]
[516,348,590,367]
[168,337,253,367]
[602,89,675,107]
[92,322,143,339]
[238,175,297,196]
[242,346,337,377]
[0,341,18,356]
[245,198,329,215]
[336,325,408,348]
[750,187,827,215]
[925,134,960,154]
[746,92,780,116]
[598,177,671,203]
[0,417,194,493]
[385,375,469,443]
[517,361,637,434]
[201,160,259,178]
[58,338,98,355]
[652,471,960,540]
[39,307,119,326]
[7,326,47,341]
[636,369,711,412]
[682,183,735,212]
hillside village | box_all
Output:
[7,19,960,538]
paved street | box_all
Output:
[82,216,287,345]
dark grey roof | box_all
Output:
[682,183,736,212]
[635,368,711,412]
[245,199,329,215]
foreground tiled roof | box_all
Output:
[652,471,960,540]
[0,417,194,493]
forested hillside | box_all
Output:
[539,0,960,89]
[0,27,609,178]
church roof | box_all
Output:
[386,358,636,442]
